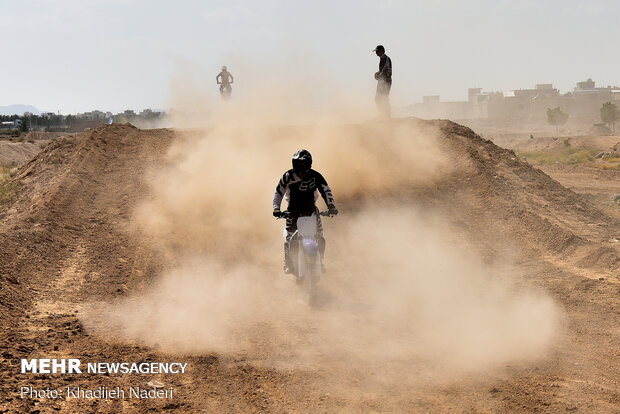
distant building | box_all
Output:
[411,78,620,121]
[0,119,22,128]
[513,84,559,99]
[91,110,105,119]
[412,95,472,119]
[79,111,104,120]
[468,88,482,103]
[576,78,595,90]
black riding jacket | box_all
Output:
[378,54,392,82]
[273,169,335,214]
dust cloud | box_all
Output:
[84,72,563,383]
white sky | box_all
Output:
[2,0,619,114]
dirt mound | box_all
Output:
[0,141,40,167]
[0,124,174,413]
[1,120,619,412]
[2,124,173,296]
[7,120,613,268]
[422,120,618,273]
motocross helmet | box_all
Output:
[222,66,227,71]
[292,149,312,174]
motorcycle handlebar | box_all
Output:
[275,211,337,219]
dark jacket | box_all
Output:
[378,54,392,82]
[273,169,335,214]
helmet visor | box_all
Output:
[294,158,310,173]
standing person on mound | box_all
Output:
[373,45,392,118]
[216,66,234,99]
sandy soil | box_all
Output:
[488,133,619,154]
[480,130,620,220]
[0,122,619,413]
[0,141,41,167]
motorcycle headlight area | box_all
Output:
[302,237,319,254]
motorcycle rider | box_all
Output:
[273,149,338,274]
[216,66,234,99]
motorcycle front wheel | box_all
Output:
[299,250,320,306]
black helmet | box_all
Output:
[292,149,312,174]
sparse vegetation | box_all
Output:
[0,167,17,207]
[8,134,25,142]
[594,157,620,170]
[518,147,597,164]
[597,164,620,170]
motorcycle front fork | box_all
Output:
[284,238,325,269]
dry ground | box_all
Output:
[485,131,620,220]
[0,141,41,168]
[0,122,619,413]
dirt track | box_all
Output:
[1,122,619,413]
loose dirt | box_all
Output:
[0,121,619,413]
[0,141,41,167]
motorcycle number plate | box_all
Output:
[297,214,318,237]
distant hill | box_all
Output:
[0,105,41,116]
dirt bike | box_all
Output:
[276,210,335,305]
[219,83,232,99]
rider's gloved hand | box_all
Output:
[273,208,281,218]
[328,205,338,216]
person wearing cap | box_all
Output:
[216,66,234,99]
[373,45,392,118]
